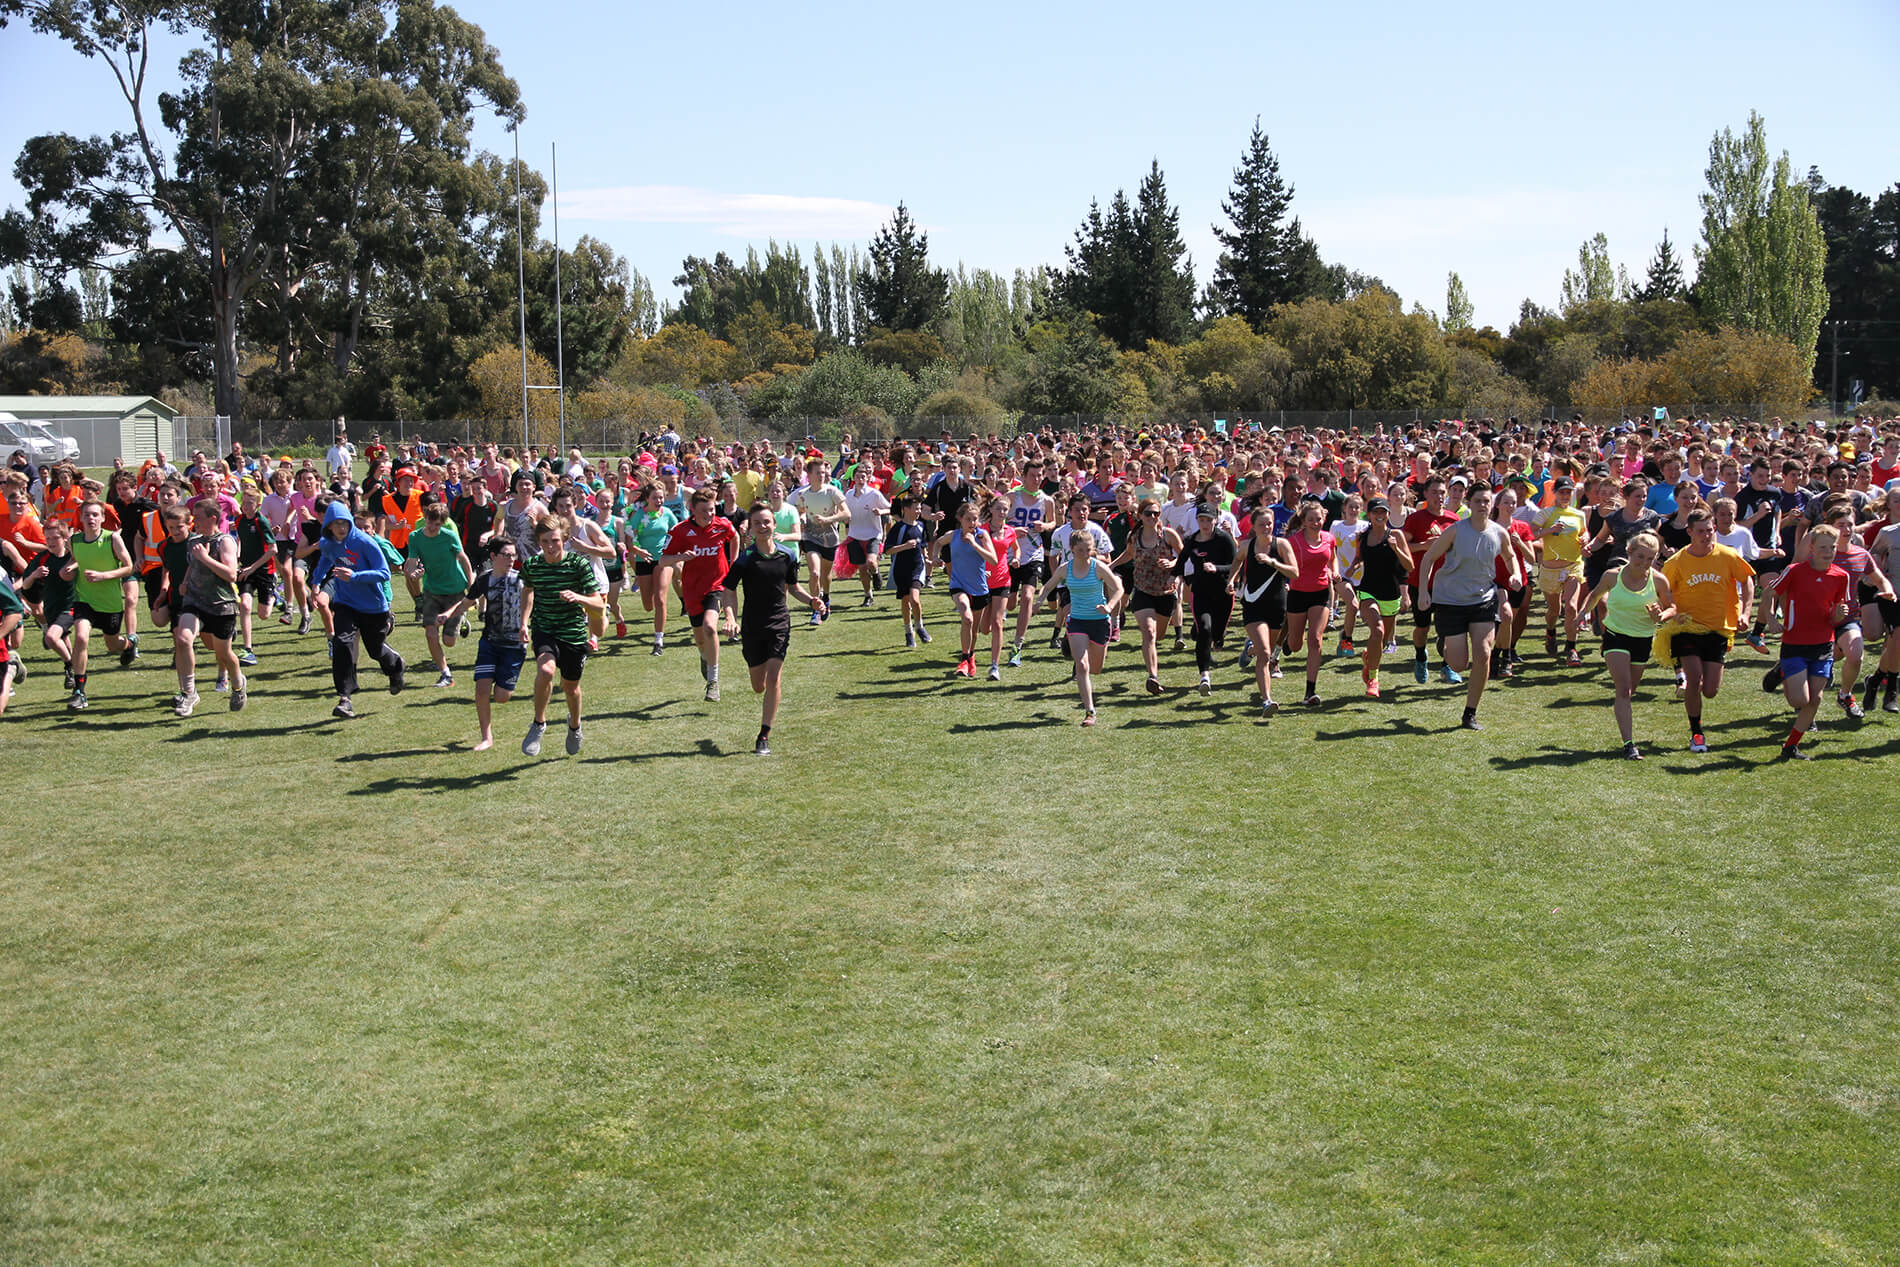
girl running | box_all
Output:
[940,501,997,679]
[1581,530,1676,759]
[1349,499,1412,698]
[980,495,1017,680]
[1038,529,1122,726]
[1284,501,1338,706]
[1120,497,1183,695]
[1178,503,1238,697]
[1229,505,1297,715]
[622,482,680,654]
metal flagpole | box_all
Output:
[513,126,530,451]
[553,142,565,455]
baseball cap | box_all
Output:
[1553,477,1575,491]
[1366,498,1389,513]
[1194,502,1217,518]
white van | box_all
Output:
[0,414,82,464]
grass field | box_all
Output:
[3,582,1898,1264]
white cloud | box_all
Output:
[556,185,893,240]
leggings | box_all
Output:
[1190,584,1233,672]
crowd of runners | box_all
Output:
[4,410,1899,761]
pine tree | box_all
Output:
[1636,229,1687,302]
[856,203,949,334]
[1444,271,1474,332]
[1129,160,1195,346]
[1210,119,1321,324]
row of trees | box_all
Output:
[0,1,1889,424]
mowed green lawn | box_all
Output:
[3,584,1898,1264]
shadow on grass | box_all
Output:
[837,685,946,701]
[581,737,724,764]
[588,699,686,723]
[166,718,340,741]
[1314,716,1436,741]
[948,712,1065,734]
[336,747,447,763]
[347,761,538,795]
[1487,744,1606,770]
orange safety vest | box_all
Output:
[381,488,424,548]
[47,485,83,529]
[141,509,165,572]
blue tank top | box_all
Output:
[1066,557,1107,618]
[948,529,990,594]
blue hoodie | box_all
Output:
[312,502,392,613]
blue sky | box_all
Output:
[3,0,1896,332]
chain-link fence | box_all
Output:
[178,402,1843,463]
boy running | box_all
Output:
[725,505,825,754]
[659,489,740,702]
[520,516,603,757]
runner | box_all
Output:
[1869,506,1900,712]
[436,537,525,751]
[1767,523,1852,759]
[403,502,474,687]
[1535,477,1589,663]
[1327,494,1365,657]
[519,516,603,757]
[842,465,892,607]
[1049,494,1112,652]
[1818,501,1892,719]
[791,456,847,614]
[1228,504,1296,714]
[658,488,740,702]
[979,494,1018,680]
[1178,502,1238,698]
[0,566,22,716]
[310,501,406,719]
[1415,483,1510,730]
[1005,458,1055,664]
[724,505,826,755]
[172,499,249,716]
[1580,531,1676,759]
[1283,500,1337,706]
[1660,507,1755,753]
[622,482,680,652]
[549,486,615,650]
[230,483,274,666]
[21,517,79,689]
[1037,528,1123,726]
[1491,485,1537,679]
[883,495,929,647]
[1403,476,1462,684]
[939,500,997,679]
[1120,496,1184,694]
[1349,498,1412,698]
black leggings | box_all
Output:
[331,603,403,698]
[1190,584,1232,672]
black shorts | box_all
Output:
[1408,584,1431,630]
[1432,595,1499,639]
[531,631,588,681]
[1879,596,1900,628]
[741,623,791,667]
[634,558,657,578]
[1009,561,1046,593]
[1131,589,1177,619]
[1752,556,1786,577]
[141,568,166,611]
[845,538,875,566]
[181,605,238,643]
[687,594,724,628]
[274,540,296,565]
[240,569,275,601]
[604,561,624,584]
[799,537,836,559]
[1671,631,1730,664]
[1602,628,1653,662]
[1068,617,1112,645]
[1240,592,1285,628]
[1053,587,1070,609]
[45,607,76,636]
[948,586,990,607]
[1287,586,1330,615]
[71,601,124,638]
[890,563,923,594]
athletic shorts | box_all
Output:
[1053,587,1070,609]
[604,561,624,584]
[889,562,923,594]
[240,569,275,601]
[1357,591,1401,619]
[531,631,588,681]
[741,623,791,668]
[948,586,990,607]
[1432,596,1499,639]
[684,587,724,623]
[71,601,124,638]
[1009,561,1045,593]
[141,568,166,612]
[800,536,837,558]
[180,605,238,643]
[1602,628,1653,662]
[274,540,296,565]
[634,558,657,578]
[1067,617,1111,645]
[295,555,315,578]
[45,607,76,636]
[1779,642,1834,683]
[1538,560,1582,593]
[1287,586,1330,614]
[1408,584,1432,630]
[473,636,526,693]
[1130,589,1177,618]
[1752,556,1786,577]
[1671,631,1730,664]
[416,591,459,627]
[1878,596,1900,628]
[845,538,876,567]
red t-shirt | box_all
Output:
[985,525,1015,590]
[665,516,738,597]
[1402,509,1459,587]
[1498,520,1534,587]
[1771,563,1850,644]
[1871,459,1898,487]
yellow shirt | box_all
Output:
[1662,545,1755,634]
[1537,506,1589,564]
[732,469,765,510]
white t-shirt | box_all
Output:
[1329,519,1366,573]
[1717,526,1761,561]
[326,443,354,477]
[1050,522,1113,570]
[1158,499,1198,541]
[791,483,846,545]
[843,485,891,542]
